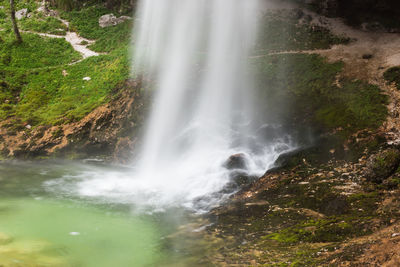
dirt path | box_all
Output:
[25,4,100,61]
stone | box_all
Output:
[365,148,400,183]
[223,153,247,170]
[99,14,131,28]
[15,8,28,20]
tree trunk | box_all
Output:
[10,0,22,44]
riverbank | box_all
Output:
[203,4,400,266]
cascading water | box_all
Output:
[45,0,295,212]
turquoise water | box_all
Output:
[0,161,211,267]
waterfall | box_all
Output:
[129,0,294,210]
[47,0,295,212]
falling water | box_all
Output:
[46,0,295,212]
[129,0,294,210]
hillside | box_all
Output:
[1,0,400,265]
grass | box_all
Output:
[0,0,66,35]
[20,15,67,35]
[0,3,132,127]
[16,47,129,125]
[59,5,132,40]
[0,32,81,120]
[89,20,132,52]
[0,33,80,69]
[253,54,388,134]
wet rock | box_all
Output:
[113,137,135,163]
[15,8,28,20]
[99,14,131,28]
[361,22,387,32]
[293,9,304,20]
[321,194,350,215]
[223,153,247,170]
[365,148,400,183]
[362,54,373,60]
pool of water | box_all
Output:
[0,161,213,267]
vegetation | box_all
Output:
[384,66,400,90]
[0,3,132,127]
[253,54,388,134]
[10,0,23,43]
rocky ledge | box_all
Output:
[0,79,147,162]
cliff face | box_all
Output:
[303,0,400,31]
[0,80,147,162]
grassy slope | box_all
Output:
[0,2,131,126]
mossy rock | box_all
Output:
[384,66,400,90]
[366,148,400,183]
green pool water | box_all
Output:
[0,161,212,267]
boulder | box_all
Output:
[99,14,131,28]
[15,8,28,20]
[223,153,247,170]
[365,148,400,183]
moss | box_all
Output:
[367,149,400,183]
[265,216,372,245]
[253,54,388,135]
[384,67,400,90]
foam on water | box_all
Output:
[45,0,295,212]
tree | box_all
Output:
[10,0,22,44]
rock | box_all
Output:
[223,153,247,170]
[37,6,46,13]
[113,137,135,163]
[99,14,131,28]
[365,149,400,183]
[293,9,304,20]
[362,54,373,60]
[362,22,387,32]
[321,194,350,215]
[15,8,28,20]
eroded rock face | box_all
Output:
[98,14,131,28]
[0,80,147,163]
